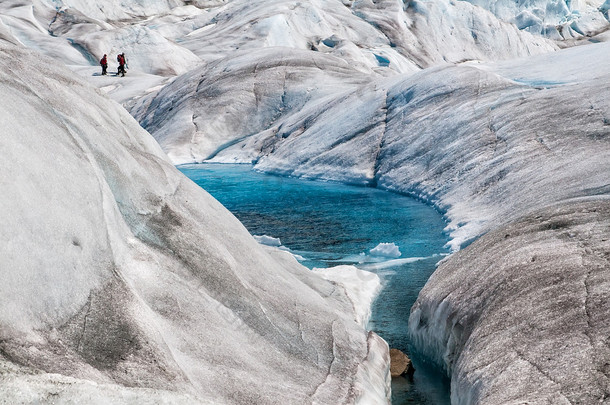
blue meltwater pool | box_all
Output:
[179,163,451,404]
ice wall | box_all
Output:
[410,200,610,404]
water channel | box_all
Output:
[179,163,451,404]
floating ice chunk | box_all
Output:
[369,243,401,258]
[253,235,281,247]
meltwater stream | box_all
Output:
[180,163,451,404]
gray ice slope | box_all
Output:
[131,0,558,164]
[0,43,389,404]
[130,47,374,163]
[410,199,610,404]
[204,42,610,403]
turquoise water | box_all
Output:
[179,163,451,404]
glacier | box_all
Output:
[208,41,610,248]
[2,0,610,403]
[128,0,557,163]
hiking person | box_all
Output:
[117,53,126,77]
[100,54,107,75]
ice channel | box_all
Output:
[180,163,451,404]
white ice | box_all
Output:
[460,0,609,39]
[313,265,382,328]
[369,242,401,259]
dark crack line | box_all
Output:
[574,236,601,349]
[311,320,338,399]
[372,88,390,185]
[473,70,506,158]
[267,67,288,128]
[294,301,307,347]
[190,114,201,161]
[76,294,93,353]
[583,267,596,348]
[514,349,574,405]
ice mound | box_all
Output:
[369,243,402,259]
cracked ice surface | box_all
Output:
[458,0,610,39]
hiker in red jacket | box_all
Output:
[117,53,126,77]
[100,54,107,75]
